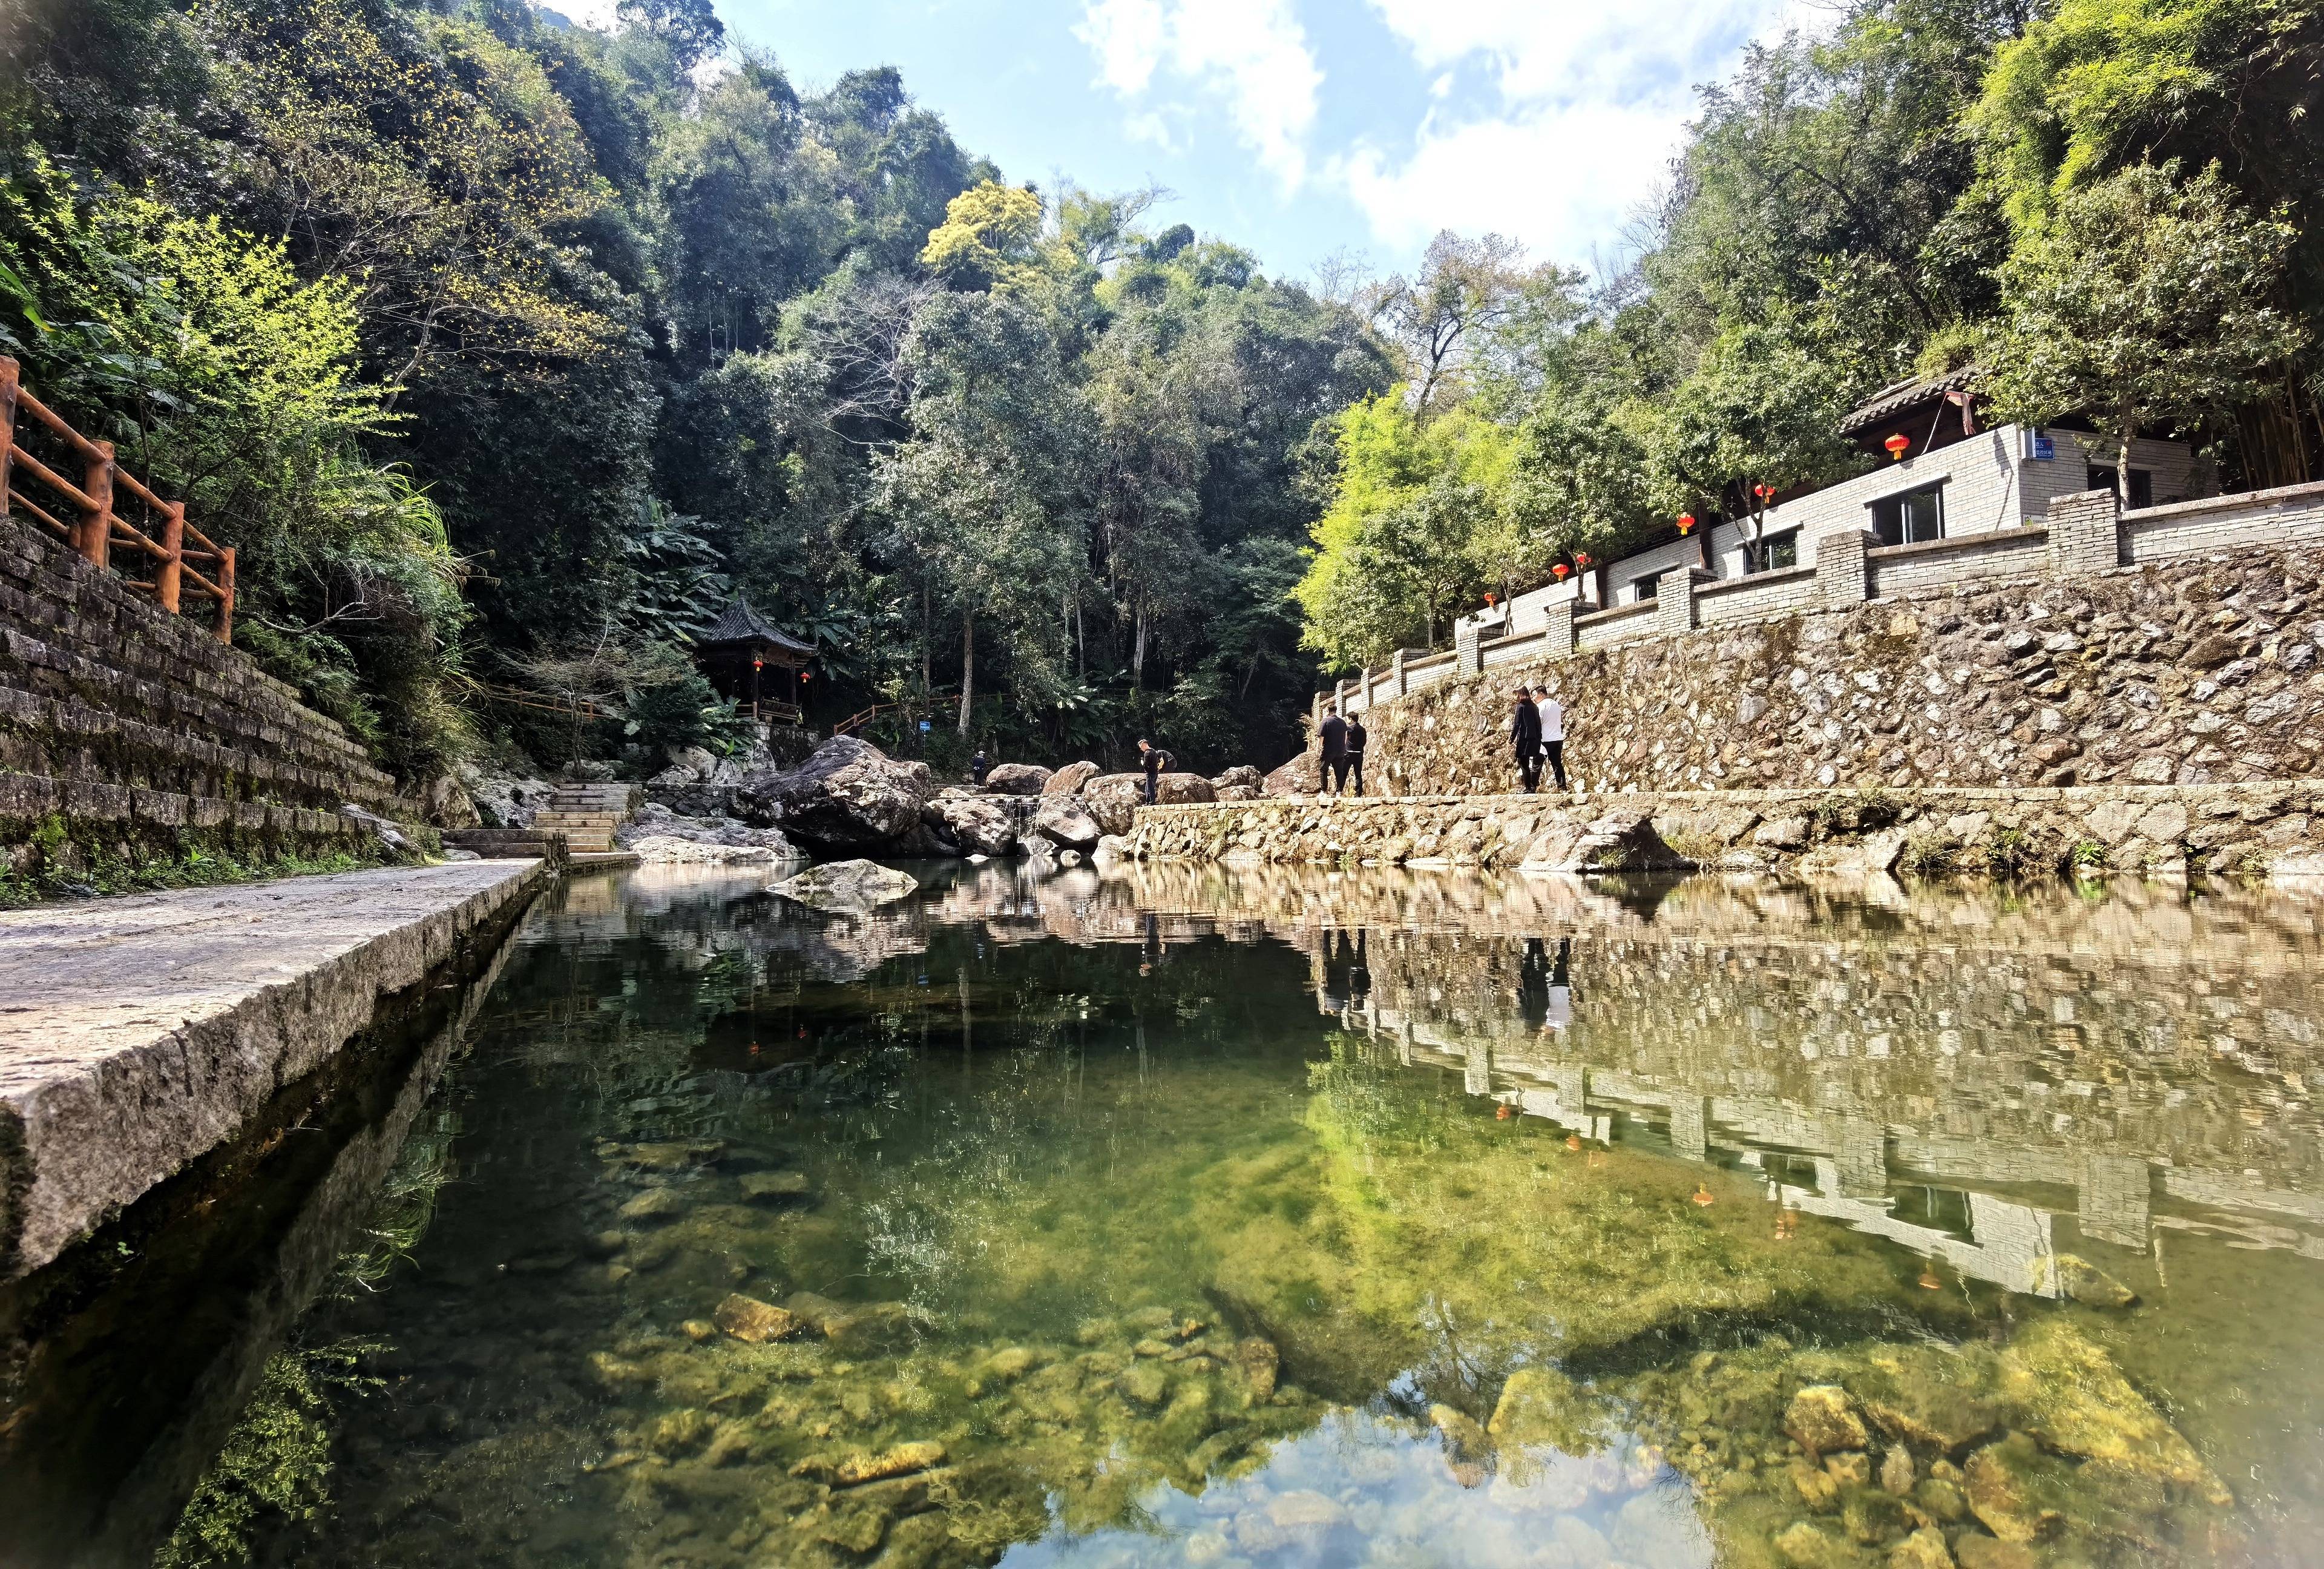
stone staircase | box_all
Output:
[527,781,640,854]
[0,509,428,884]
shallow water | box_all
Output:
[8,862,2324,1569]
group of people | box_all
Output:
[1315,707,1369,797]
[1509,685,1568,793]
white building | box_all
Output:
[1469,370,2207,639]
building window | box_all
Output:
[1762,530,1799,570]
[2087,465,2153,510]
[1869,484,1944,546]
[1631,575,1658,602]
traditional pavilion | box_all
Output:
[694,596,813,723]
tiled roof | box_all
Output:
[1838,365,1978,435]
[699,596,814,656]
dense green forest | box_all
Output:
[1295,0,2324,668]
[2,0,2319,781]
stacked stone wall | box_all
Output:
[1127,780,2324,880]
[0,511,422,884]
[1354,538,2324,797]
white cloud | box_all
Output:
[1340,0,1819,264]
[1076,0,1323,190]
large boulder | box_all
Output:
[617,802,802,864]
[1042,760,1100,796]
[1033,795,1103,852]
[925,790,1019,856]
[772,858,920,910]
[1083,772,1215,836]
[419,773,481,830]
[734,737,935,855]
[459,763,555,827]
[982,762,1051,795]
[1211,765,1263,792]
[1262,753,1321,798]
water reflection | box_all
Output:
[5,863,2321,1568]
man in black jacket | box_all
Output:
[1509,689,1543,792]
[1137,738,1175,804]
[1344,713,1368,797]
[1316,705,1348,797]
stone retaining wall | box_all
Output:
[0,510,422,886]
[1348,527,2324,798]
[1125,781,2324,880]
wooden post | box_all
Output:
[0,358,16,516]
[157,502,185,612]
[80,438,113,568]
[215,544,235,643]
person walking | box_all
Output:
[1137,737,1175,805]
[1344,712,1368,797]
[1316,704,1349,797]
[1509,688,1543,792]
[1534,687,1567,791]
[970,747,991,787]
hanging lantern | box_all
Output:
[1552,564,1571,582]
[1885,433,1911,461]
[1484,591,1498,607]
[752,655,764,671]
[1574,552,1592,568]
[800,669,812,682]
[1753,484,1773,502]
[1677,512,1695,536]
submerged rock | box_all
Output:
[1786,1386,1870,1456]
[739,1169,811,1202]
[2030,1253,2139,1308]
[618,1187,689,1224]
[1995,1318,2230,1501]
[772,859,919,910]
[792,1440,947,1487]
[714,1294,799,1344]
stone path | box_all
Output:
[0,861,549,1279]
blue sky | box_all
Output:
[559,0,1819,283]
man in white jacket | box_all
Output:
[1534,688,1568,791]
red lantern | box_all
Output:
[800,670,812,682]
[1484,591,1498,607]
[1677,513,1695,535]
[1552,564,1571,582]
[1753,484,1773,502]
[1575,552,1592,568]
[752,656,764,671]
[1885,433,1911,461]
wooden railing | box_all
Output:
[834,690,953,737]
[0,357,236,643]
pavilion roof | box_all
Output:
[698,596,813,657]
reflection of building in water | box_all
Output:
[1298,912,2324,1297]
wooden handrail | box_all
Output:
[0,357,234,642]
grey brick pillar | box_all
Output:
[2046,485,2124,576]
[1333,677,1348,715]
[1658,566,1711,636]
[1456,617,1482,676]
[1816,528,1876,608]
[1311,691,1323,727]
[1544,597,1575,656]
[1390,648,1407,699]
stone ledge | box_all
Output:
[1128,781,2324,881]
[0,859,551,1278]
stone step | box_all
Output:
[0,682,410,815]
[0,569,375,772]
[442,828,571,867]
[0,769,385,849]
[0,625,392,791]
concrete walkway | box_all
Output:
[0,861,550,1279]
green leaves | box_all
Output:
[1984,160,2305,455]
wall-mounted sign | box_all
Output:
[2026,429,2056,461]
